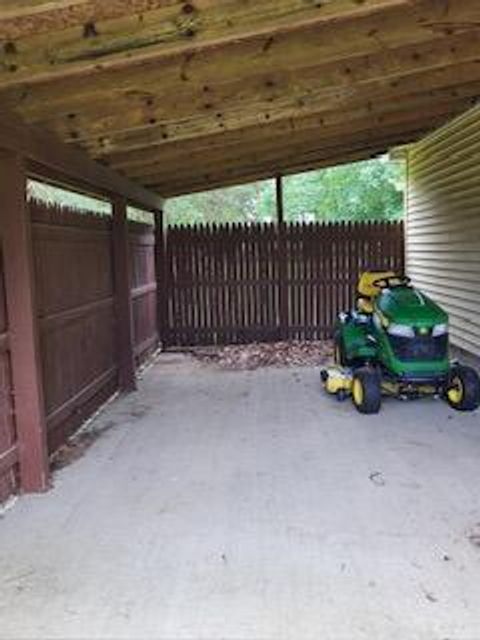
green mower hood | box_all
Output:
[377,286,448,329]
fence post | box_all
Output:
[112,197,137,392]
[276,176,288,339]
[0,150,49,492]
[276,176,284,224]
[154,209,168,347]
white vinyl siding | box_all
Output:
[405,105,480,358]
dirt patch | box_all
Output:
[467,523,480,549]
[190,340,333,370]
[129,405,150,420]
[50,421,115,471]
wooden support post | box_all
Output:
[276,175,284,225]
[0,150,49,492]
[112,197,137,392]
[276,175,289,339]
[154,210,167,347]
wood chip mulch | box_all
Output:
[191,340,333,370]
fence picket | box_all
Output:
[165,221,404,347]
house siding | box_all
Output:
[405,105,480,358]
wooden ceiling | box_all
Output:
[0,0,480,197]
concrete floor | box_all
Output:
[1,353,480,640]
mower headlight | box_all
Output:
[387,324,415,338]
[432,323,448,337]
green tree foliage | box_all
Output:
[165,158,406,226]
[283,158,405,223]
[164,180,276,225]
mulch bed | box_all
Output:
[191,340,334,370]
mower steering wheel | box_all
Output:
[373,275,410,289]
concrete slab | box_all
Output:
[1,353,480,639]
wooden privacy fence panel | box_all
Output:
[283,221,404,340]
[32,201,117,452]
[31,201,158,453]
[0,248,18,501]
[129,221,158,364]
[164,221,404,347]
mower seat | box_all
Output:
[356,271,396,313]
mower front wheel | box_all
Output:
[352,368,382,415]
[446,365,480,412]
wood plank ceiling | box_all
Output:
[0,0,479,197]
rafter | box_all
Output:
[34,33,480,132]
[105,78,480,179]
[154,127,434,197]
[3,37,477,163]
[0,0,479,197]
[5,2,480,110]
[135,104,470,193]
[0,0,407,87]
[116,93,478,187]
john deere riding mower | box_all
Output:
[321,272,480,414]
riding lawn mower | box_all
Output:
[321,271,480,414]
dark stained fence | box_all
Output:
[0,248,18,501]
[129,221,158,364]
[31,201,157,453]
[163,221,404,347]
[32,202,118,452]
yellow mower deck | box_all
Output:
[321,366,438,400]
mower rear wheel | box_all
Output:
[446,365,480,412]
[352,367,382,415]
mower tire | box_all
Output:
[352,367,382,415]
[446,365,480,412]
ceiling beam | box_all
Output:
[0,0,412,88]
[0,112,163,209]
[0,0,479,198]
[157,130,427,198]
[105,79,480,169]
[110,85,480,179]
[66,48,480,155]
[146,117,450,196]
[4,0,480,117]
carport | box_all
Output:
[1,0,480,498]
[1,1,480,637]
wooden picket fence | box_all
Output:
[162,221,404,346]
